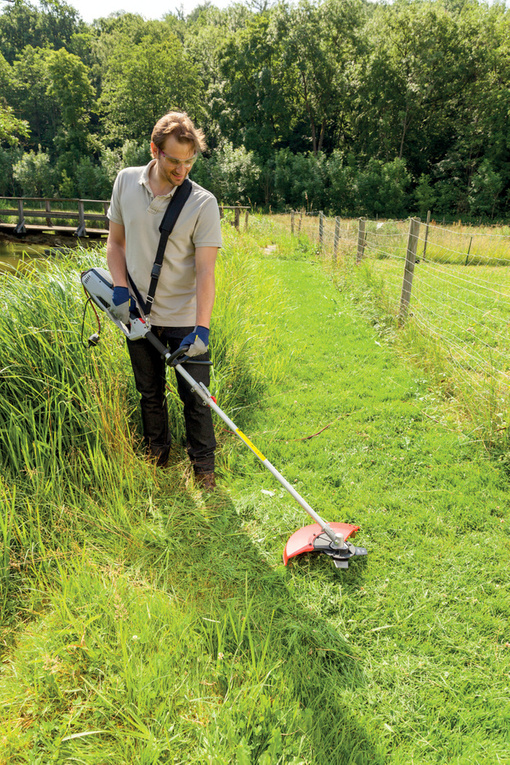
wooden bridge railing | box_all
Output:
[0,197,250,236]
[0,197,109,236]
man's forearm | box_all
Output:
[106,239,129,288]
[195,269,215,328]
[195,246,218,328]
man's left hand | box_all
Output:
[180,326,209,357]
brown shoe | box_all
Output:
[196,471,216,491]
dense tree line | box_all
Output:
[1,0,509,219]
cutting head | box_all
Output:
[283,522,367,569]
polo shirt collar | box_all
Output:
[139,160,177,199]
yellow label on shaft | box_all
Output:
[236,429,266,462]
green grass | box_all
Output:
[0,217,509,763]
[275,212,510,442]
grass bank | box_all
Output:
[0,217,509,763]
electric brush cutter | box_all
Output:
[81,267,367,570]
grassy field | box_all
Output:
[277,213,510,266]
[272,213,510,447]
[0,217,509,763]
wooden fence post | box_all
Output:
[234,206,240,230]
[103,201,110,230]
[319,212,324,248]
[422,209,431,261]
[244,209,249,231]
[399,217,421,323]
[298,212,302,235]
[291,211,295,235]
[45,199,53,228]
[356,218,366,264]
[15,199,26,234]
[75,200,86,237]
[333,217,341,263]
[465,237,473,266]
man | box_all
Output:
[106,112,222,489]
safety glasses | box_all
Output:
[158,149,197,168]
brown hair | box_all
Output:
[151,112,207,153]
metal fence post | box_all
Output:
[356,218,366,264]
[399,217,421,323]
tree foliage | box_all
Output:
[1,0,509,219]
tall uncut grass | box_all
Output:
[0,225,291,763]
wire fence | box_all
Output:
[273,211,510,438]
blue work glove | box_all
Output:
[110,286,134,325]
[179,325,209,357]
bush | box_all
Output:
[100,140,152,187]
[74,156,110,199]
[12,148,56,196]
[273,149,326,211]
[325,150,357,216]
[468,159,504,218]
[414,173,436,219]
[193,142,261,205]
[355,157,411,218]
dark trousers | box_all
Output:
[126,326,216,472]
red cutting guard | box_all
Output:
[283,522,360,565]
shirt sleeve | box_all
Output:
[107,172,124,226]
[192,195,223,249]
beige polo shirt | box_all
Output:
[107,161,222,326]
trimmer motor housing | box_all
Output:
[81,267,150,342]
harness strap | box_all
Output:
[129,177,193,317]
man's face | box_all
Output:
[151,135,196,189]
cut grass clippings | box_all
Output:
[0,217,509,764]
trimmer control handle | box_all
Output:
[168,345,190,365]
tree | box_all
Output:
[414,174,436,218]
[10,46,56,153]
[0,51,29,146]
[0,0,84,64]
[270,0,365,155]
[98,23,204,144]
[355,158,411,218]
[468,159,504,218]
[46,47,95,155]
[0,146,23,194]
[210,11,297,159]
[0,103,29,146]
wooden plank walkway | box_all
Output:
[0,222,107,238]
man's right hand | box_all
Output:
[110,286,132,324]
